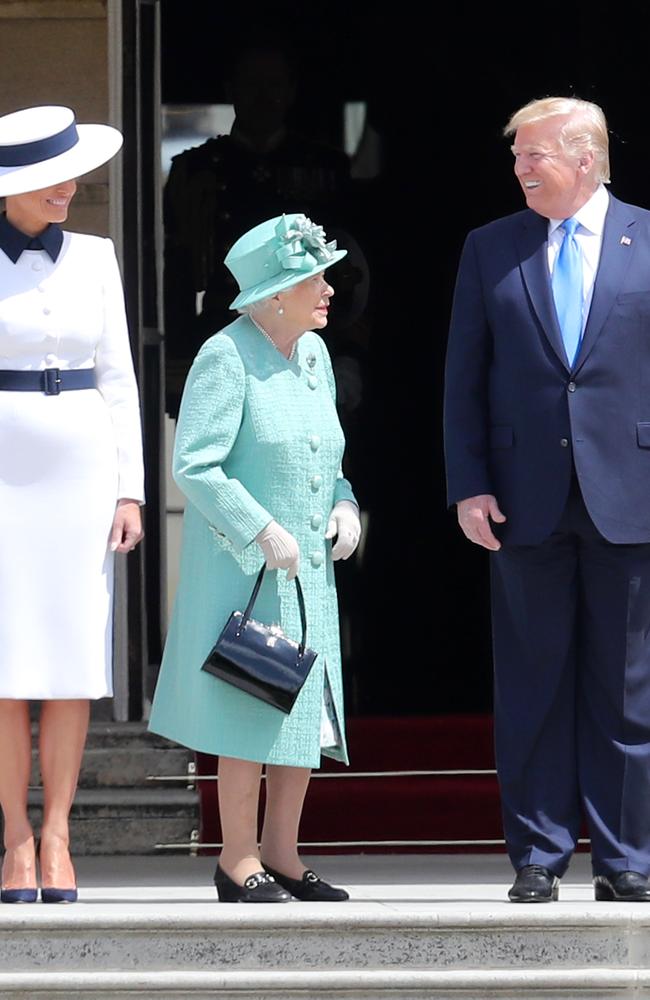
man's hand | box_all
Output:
[457,494,506,551]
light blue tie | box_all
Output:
[552,217,583,367]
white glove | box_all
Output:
[255,520,300,580]
[325,500,361,561]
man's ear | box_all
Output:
[579,150,595,173]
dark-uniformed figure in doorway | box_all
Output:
[163,42,353,416]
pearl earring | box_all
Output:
[278,307,284,315]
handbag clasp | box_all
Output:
[267,624,284,648]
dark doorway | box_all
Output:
[158,3,650,717]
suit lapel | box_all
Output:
[516,212,569,370]
[574,195,637,372]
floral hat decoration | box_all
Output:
[225,213,347,310]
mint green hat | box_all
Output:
[225,213,347,310]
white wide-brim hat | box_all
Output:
[0,105,123,197]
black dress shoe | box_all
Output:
[262,863,350,901]
[508,864,559,902]
[213,865,291,903]
[594,871,650,901]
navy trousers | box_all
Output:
[491,476,650,877]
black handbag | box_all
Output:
[201,565,318,714]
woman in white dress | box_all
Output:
[0,106,144,902]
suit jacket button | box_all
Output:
[560,438,569,447]
[567,381,576,392]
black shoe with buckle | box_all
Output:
[594,871,650,902]
[213,865,291,903]
[508,864,559,902]
[262,863,350,901]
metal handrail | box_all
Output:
[149,763,502,854]
[147,767,498,785]
[154,836,592,854]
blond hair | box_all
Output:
[504,97,610,184]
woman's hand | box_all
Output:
[110,499,144,553]
[325,500,361,560]
[255,520,300,580]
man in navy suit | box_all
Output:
[444,96,650,902]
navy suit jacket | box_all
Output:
[444,193,650,544]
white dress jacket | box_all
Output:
[0,232,144,699]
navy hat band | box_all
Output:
[0,120,79,168]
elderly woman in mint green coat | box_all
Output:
[149,215,361,903]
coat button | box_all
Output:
[310,475,322,492]
[310,551,324,568]
[567,381,576,392]
[560,438,569,447]
[43,306,51,315]
[310,513,323,530]
[307,375,318,389]
[31,261,42,272]
[309,435,321,451]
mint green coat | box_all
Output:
[148,316,356,767]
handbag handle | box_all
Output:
[240,565,310,658]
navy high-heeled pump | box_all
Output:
[0,887,38,904]
[40,887,78,904]
[2,841,38,903]
[37,837,77,902]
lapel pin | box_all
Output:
[306,353,317,369]
[620,235,632,246]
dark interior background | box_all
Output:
[159,2,650,717]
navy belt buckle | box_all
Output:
[43,368,62,395]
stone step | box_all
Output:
[14,722,199,854]
[0,855,644,998]
[28,721,174,750]
[28,786,197,814]
[25,788,199,855]
[0,904,643,974]
[0,968,643,998]
[30,746,192,788]
[82,724,180,752]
